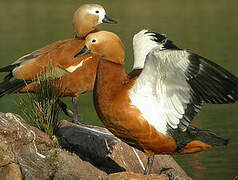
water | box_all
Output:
[0,0,237,179]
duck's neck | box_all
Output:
[94,59,128,103]
[75,24,100,39]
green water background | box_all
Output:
[0,0,237,179]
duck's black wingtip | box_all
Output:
[145,30,181,50]
[0,64,20,72]
[145,31,167,43]
[0,78,30,97]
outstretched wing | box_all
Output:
[185,53,238,103]
[129,48,238,134]
[132,29,180,70]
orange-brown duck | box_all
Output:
[74,30,238,174]
[0,4,117,123]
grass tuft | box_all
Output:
[17,65,64,135]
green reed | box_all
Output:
[17,66,66,135]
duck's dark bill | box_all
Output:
[74,45,91,58]
[102,15,117,24]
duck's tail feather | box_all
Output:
[0,78,31,97]
[3,73,13,82]
[168,126,229,153]
[186,126,229,146]
[0,64,20,72]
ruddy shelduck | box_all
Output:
[74,30,238,175]
[0,4,117,123]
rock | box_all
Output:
[107,172,169,180]
[0,163,22,180]
[0,113,192,179]
[0,112,54,180]
[52,148,107,180]
[0,139,14,167]
[57,120,192,179]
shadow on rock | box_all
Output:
[56,123,125,174]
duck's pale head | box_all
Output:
[74,31,125,65]
[73,4,117,38]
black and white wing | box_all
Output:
[185,53,238,104]
[129,48,238,134]
[132,29,180,70]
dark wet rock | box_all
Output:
[0,113,192,180]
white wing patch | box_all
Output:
[66,56,92,73]
[133,30,160,70]
[129,49,192,135]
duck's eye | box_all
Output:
[95,10,99,14]
[92,39,96,43]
